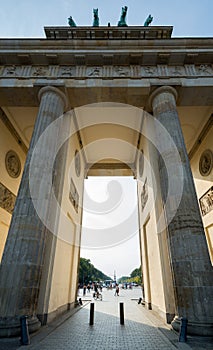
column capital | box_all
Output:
[148,86,178,111]
[38,86,68,110]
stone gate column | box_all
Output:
[0,86,68,336]
[149,86,213,336]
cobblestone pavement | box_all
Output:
[22,288,183,350]
[0,288,212,349]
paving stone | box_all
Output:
[1,288,211,350]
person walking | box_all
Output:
[114,284,119,296]
[83,283,87,296]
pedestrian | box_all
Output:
[83,283,87,296]
[114,283,119,296]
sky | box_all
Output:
[0,0,212,38]
[80,177,140,279]
[0,0,212,279]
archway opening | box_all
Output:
[79,176,142,295]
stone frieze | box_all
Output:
[69,179,79,213]
[199,186,213,217]
[141,178,148,212]
[0,182,16,215]
[0,64,212,79]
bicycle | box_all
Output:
[93,291,103,300]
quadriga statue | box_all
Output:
[144,14,153,27]
[68,16,77,27]
[117,6,128,27]
[93,8,99,27]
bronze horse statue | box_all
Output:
[118,6,128,27]
[68,16,77,27]
[144,14,153,27]
[93,8,99,27]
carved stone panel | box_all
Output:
[69,179,79,212]
[75,150,81,177]
[199,149,213,177]
[31,66,50,77]
[1,64,212,80]
[86,67,102,77]
[59,66,75,77]
[0,182,16,214]
[5,150,21,178]
[199,186,213,217]
[141,178,148,212]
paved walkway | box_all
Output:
[0,288,212,349]
[21,288,186,350]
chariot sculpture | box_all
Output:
[144,14,153,27]
[117,6,128,27]
[68,16,77,27]
[93,8,99,27]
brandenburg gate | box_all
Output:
[0,25,212,337]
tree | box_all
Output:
[78,258,110,285]
[130,267,142,279]
[118,266,142,285]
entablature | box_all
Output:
[0,25,212,66]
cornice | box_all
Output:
[0,43,212,67]
[0,38,213,49]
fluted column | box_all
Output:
[149,86,213,336]
[0,86,68,336]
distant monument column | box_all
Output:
[149,86,213,336]
[0,86,68,336]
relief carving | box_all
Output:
[5,150,21,178]
[143,66,157,76]
[141,178,148,212]
[87,67,101,77]
[32,66,49,76]
[0,182,16,214]
[60,66,74,76]
[4,65,18,76]
[0,64,212,79]
[197,64,212,75]
[170,66,185,75]
[75,150,81,177]
[199,149,213,177]
[114,66,130,77]
[199,186,213,216]
[69,179,79,212]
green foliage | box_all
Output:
[78,258,110,285]
[130,267,142,278]
[118,266,142,285]
[118,276,131,283]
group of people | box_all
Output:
[79,282,131,297]
[81,282,103,296]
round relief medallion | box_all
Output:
[75,150,81,177]
[199,149,213,177]
[5,150,21,178]
[139,150,144,177]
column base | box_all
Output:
[0,315,41,337]
[171,316,213,336]
[37,302,75,326]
